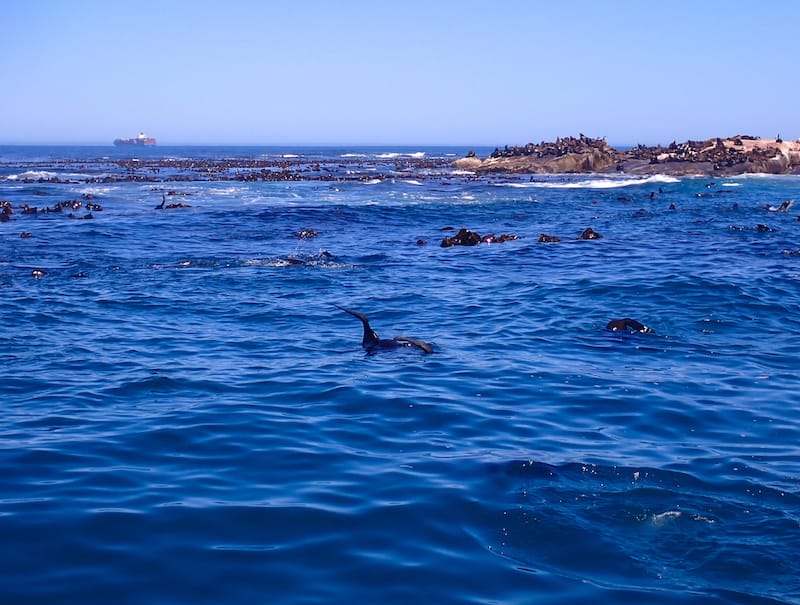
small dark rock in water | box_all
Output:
[756,224,773,232]
[31,269,47,278]
[20,232,32,238]
[296,229,318,239]
[85,203,103,211]
[632,208,648,218]
[578,227,603,240]
[668,202,676,211]
[606,318,653,333]
[416,238,427,246]
[538,233,561,243]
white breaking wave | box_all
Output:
[6,170,60,181]
[341,153,367,158]
[5,170,96,181]
[362,178,382,185]
[651,510,715,527]
[497,174,680,189]
[207,186,240,196]
[376,151,426,159]
[79,186,117,195]
[403,180,423,186]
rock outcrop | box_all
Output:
[454,135,800,176]
[456,135,617,174]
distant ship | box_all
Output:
[113,132,157,146]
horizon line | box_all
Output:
[1,134,792,148]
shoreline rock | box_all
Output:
[455,135,800,176]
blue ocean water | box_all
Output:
[1,145,799,604]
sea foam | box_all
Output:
[498,174,680,189]
[376,151,426,159]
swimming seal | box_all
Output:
[578,227,603,240]
[765,200,793,212]
[606,318,653,334]
[335,305,434,354]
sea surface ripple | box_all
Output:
[1,146,799,604]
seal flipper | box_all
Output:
[393,336,434,354]
[334,305,380,349]
[335,305,433,353]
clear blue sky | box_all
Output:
[2,1,798,146]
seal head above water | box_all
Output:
[606,318,653,334]
[335,305,434,354]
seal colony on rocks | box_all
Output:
[454,135,800,176]
[335,305,434,354]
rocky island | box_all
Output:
[454,134,800,176]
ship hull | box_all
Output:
[113,138,157,146]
